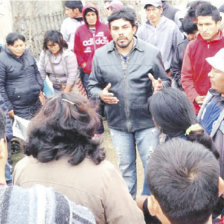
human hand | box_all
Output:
[39,91,46,105]
[148,73,162,94]
[100,83,119,104]
[81,62,87,69]
[8,110,14,118]
[195,96,206,105]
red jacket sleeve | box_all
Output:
[74,29,85,68]
[181,43,199,103]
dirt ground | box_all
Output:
[102,121,144,196]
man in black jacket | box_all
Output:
[171,16,198,89]
[88,7,170,199]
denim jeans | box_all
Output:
[110,127,159,199]
[5,162,12,185]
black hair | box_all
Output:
[64,0,83,12]
[0,109,6,139]
[219,4,224,13]
[148,88,219,159]
[148,138,220,224]
[186,1,208,19]
[196,2,221,22]
[6,32,25,46]
[43,30,68,51]
[108,6,137,28]
[181,16,198,34]
[25,93,105,165]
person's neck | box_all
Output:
[0,167,6,185]
[206,216,212,224]
[116,39,134,56]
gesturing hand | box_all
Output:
[195,96,206,106]
[100,83,119,104]
[148,73,162,94]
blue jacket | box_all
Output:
[88,37,170,132]
[198,89,224,178]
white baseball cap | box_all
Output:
[206,48,224,72]
[144,0,162,8]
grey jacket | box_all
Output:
[137,16,184,70]
[198,90,224,178]
[88,37,170,132]
[38,49,79,86]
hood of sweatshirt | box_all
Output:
[82,3,100,27]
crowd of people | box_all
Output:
[1,0,224,223]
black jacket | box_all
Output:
[171,38,189,89]
[0,48,43,119]
[88,38,171,132]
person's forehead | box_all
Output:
[146,5,158,10]
[212,67,224,74]
[65,7,73,10]
[86,11,96,16]
[197,15,215,23]
[110,18,131,27]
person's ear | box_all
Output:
[133,25,137,34]
[148,195,160,216]
[218,177,224,196]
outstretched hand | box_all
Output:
[148,73,162,94]
[100,83,119,104]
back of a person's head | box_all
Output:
[25,93,105,166]
[108,6,136,27]
[181,16,198,34]
[64,0,83,11]
[148,138,220,224]
[186,1,208,19]
[149,88,196,138]
[0,108,5,139]
[196,2,221,22]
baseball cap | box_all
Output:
[106,0,124,10]
[144,0,162,8]
[206,48,224,72]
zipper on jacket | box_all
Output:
[121,57,131,132]
[93,33,96,51]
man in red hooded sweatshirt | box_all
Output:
[74,3,112,91]
[181,2,224,114]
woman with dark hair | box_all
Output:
[149,87,218,156]
[137,87,221,224]
[0,32,43,119]
[39,30,79,93]
[13,93,145,224]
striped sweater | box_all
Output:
[0,185,95,224]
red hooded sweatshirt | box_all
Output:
[181,30,224,114]
[74,3,112,74]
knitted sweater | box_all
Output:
[0,185,96,224]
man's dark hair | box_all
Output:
[186,1,208,19]
[25,93,105,166]
[64,0,83,12]
[196,2,221,22]
[6,32,25,46]
[43,30,68,51]
[0,109,6,139]
[148,138,220,224]
[182,16,198,34]
[108,7,137,28]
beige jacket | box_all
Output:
[13,156,145,224]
